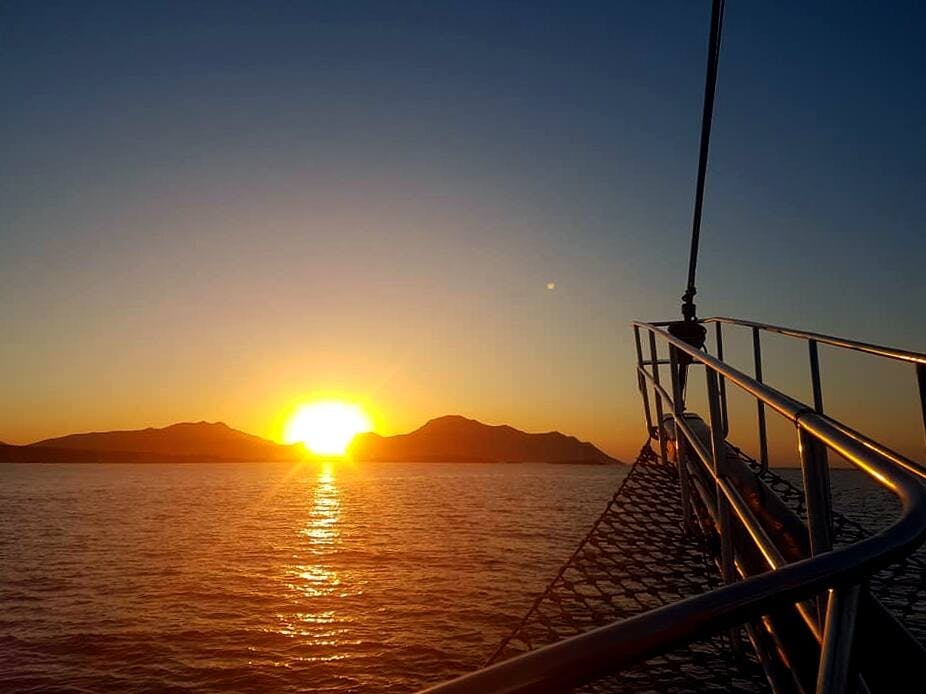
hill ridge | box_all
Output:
[351,414,619,465]
[2,416,621,465]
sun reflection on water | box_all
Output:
[279,463,359,652]
[299,465,341,552]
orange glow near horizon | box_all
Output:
[284,401,372,456]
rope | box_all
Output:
[682,0,725,322]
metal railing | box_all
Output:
[636,320,926,691]
[704,317,926,475]
[420,319,926,694]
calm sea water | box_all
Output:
[0,462,629,693]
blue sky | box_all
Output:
[2,1,924,461]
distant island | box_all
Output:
[349,415,618,464]
[1,422,299,464]
[0,416,621,465]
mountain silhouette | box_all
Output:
[3,421,301,463]
[0,416,619,464]
[349,415,619,464]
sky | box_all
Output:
[2,1,925,463]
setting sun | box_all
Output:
[284,401,372,456]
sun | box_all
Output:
[284,401,372,456]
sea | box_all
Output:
[0,462,903,693]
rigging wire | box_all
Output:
[682,0,725,322]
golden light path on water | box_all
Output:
[2,463,902,692]
[0,461,689,692]
[278,463,359,658]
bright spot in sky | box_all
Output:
[284,401,372,456]
[547,281,556,290]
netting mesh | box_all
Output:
[489,440,926,691]
[488,443,769,692]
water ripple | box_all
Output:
[0,461,626,692]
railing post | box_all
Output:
[649,331,670,468]
[634,326,654,434]
[705,369,735,584]
[753,327,769,470]
[917,364,926,461]
[715,322,729,436]
[816,585,860,694]
[669,344,692,532]
[706,367,741,654]
[809,339,825,413]
[807,338,832,563]
[798,428,834,557]
[798,426,834,624]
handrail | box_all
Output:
[824,416,926,482]
[703,315,926,465]
[637,322,811,423]
[420,322,926,694]
[705,316,926,366]
[421,471,925,693]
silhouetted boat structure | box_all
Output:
[423,319,926,693]
[420,2,926,692]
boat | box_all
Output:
[419,2,926,691]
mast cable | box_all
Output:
[682,0,725,322]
